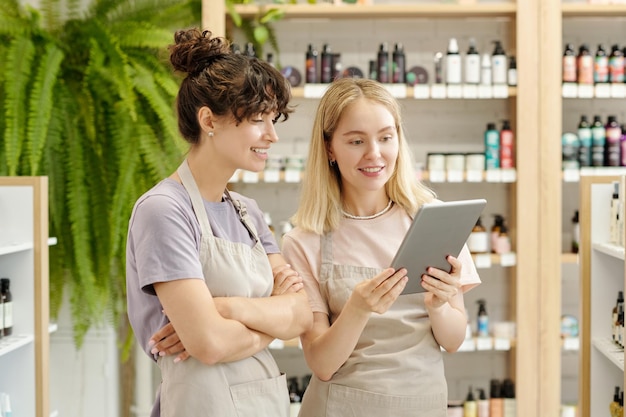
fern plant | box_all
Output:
[0,0,201,346]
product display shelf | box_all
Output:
[0,177,50,417]
[232,3,517,19]
[578,175,626,417]
[561,3,626,17]
[207,1,558,415]
[291,85,517,100]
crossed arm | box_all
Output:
[151,253,312,365]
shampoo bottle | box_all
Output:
[495,223,512,254]
[489,379,504,417]
[377,42,389,83]
[609,44,625,83]
[464,386,477,417]
[577,115,592,167]
[1,278,12,336]
[502,379,516,417]
[477,299,489,338]
[465,38,481,84]
[321,44,333,83]
[491,40,507,84]
[477,388,489,417]
[500,120,515,169]
[591,115,606,167]
[481,53,492,85]
[392,43,406,84]
[577,44,594,85]
[594,44,609,84]
[305,44,319,84]
[606,116,621,167]
[507,56,517,86]
[446,38,462,85]
[484,123,500,170]
[491,215,504,253]
[562,43,577,83]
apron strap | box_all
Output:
[224,189,260,244]
[177,159,213,237]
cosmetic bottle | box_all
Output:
[502,379,516,417]
[434,52,444,84]
[562,43,577,83]
[609,44,624,83]
[0,392,11,417]
[594,44,609,84]
[321,44,333,83]
[577,44,594,85]
[613,292,624,342]
[305,44,319,84]
[446,38,462,85]
[507,56,517,86]
[577,115,592,167]
[1,278,12,336]
[376,42,390,83]
[465,38,481,85]
[244,42,257,58]
[495,223,511,254]
[484,123,500,170]
[468,217,489,254]
[392,43,405,84]
[464,386,477,417]
[610,386,620,417]
[606,116,621,167]
[500,120,514,169]
[491,215,504,254]
[591,115,606,167]
[481,53,492,85]
[265,53,275,68]
[489,379,504,417]
[491,40,507,85]
[477,299,489,338]
[368,60,377,80]
[610,181,620,245]
[571,210,579,254]
[476,388,489,417]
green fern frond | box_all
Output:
[112,23,174,49]
[38,0,62,31]
[3,36,35,175]
[26,43,64,175]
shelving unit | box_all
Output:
[579,175,626,417]
[202,1,560,416]
[0,177,50,417]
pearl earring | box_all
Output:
[208,131,214,138]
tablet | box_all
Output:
[391,198,487,295]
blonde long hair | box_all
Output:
[291,78,435,234]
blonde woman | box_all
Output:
[282,78,481,417]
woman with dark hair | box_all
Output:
[126,28,312,417]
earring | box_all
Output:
[329,159,336,166]
[208,131,214,138]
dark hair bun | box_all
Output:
[169,28,231,75]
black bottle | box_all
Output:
[305,44,318,84]
[320,44,333,83]
[591,115,606,167]
[392,43,406,84]
[577,115,592,167]
[1,278,12,336]
[377,42,389,83]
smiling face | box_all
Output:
[211,111,281,173]
[328,97,399,201]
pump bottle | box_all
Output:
[477,299,489,338]
[465,38,481,84]
[1,278,12,336]
[392,43,405,84]
[305,44,319,84]
[476,388,489,417]
[446,38,462,85]
[376,42,389,83]
[491,40,507,84]
[321,44,333,83]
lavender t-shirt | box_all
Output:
[126,178,279,359]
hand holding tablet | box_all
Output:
[390,199,487,295]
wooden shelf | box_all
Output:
[562,4,626,17]
[290,86,517,99]
[233,3,516,19]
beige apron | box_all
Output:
[298,233,447,417]
[158,160,289,417]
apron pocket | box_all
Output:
[327,383,446,417]
[230,373,289,417]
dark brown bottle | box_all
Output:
[1,278,12,336]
